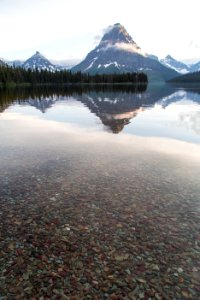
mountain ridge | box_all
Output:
[1,24,200,78]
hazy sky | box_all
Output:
[1,0,200,61]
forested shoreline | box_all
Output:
[0,65,148,87]
[168,71,200,84]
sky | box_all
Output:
[1,0,200,62]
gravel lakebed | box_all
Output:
[0,150,200,300]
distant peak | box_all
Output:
[166,55,174,60]
[109,23,126,32]
[114,23,122,27]
[33,51,46,59]
[101,23,135,45]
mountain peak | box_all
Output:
[160,55,189,74]
[114,23,122,26]
[165,55,174,60]
[95,23,147,56]
[72,24,178,80]
[33,51,45,58]
[101,23,135,45]
[23,51,55,71]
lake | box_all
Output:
[0,85,200,299]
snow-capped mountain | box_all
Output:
[22,51,58,71]
[160,55,189,74]
[21,52,77,71]
[72,23,178,81]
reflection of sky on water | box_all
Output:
[4,91,200,145]
[8,99,100,129]
[1,111,200,164]
[123,100,200,143]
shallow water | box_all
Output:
[0,85,200,299]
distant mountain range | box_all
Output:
[160,55,200,74]
[1,23,200,81]
[4,53,79,71]
[4,50,200,78]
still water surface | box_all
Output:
[0,85,200,298]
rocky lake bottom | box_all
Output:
[0,86,200,299]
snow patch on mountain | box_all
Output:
[84,57,98,71]
[22,51,66,71]
[104,62,120,68]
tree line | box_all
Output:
[0,65,148,87]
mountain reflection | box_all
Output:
[1,85,200,134]
[76,91,150,133]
